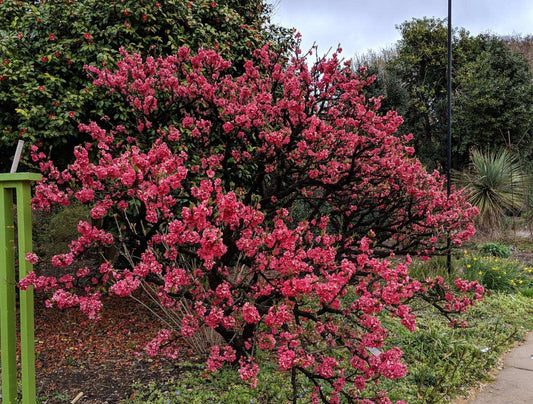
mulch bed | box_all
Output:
[33,291,185,403]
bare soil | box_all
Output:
[33,290,185,403]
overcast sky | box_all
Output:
[267,0,533,59]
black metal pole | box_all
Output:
[446,0,452,273]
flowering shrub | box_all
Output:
[24,46,482,403]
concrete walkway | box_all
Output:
[467,330,533,403]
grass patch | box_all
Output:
[408,255,457,283]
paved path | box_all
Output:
[467,330,533,403]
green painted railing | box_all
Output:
[0,172,41,404]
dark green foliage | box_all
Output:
[453,35,533,167]
[520,288,533,298]
[33,203,90,259]
[385,18,471,170]
[0,0,292,170]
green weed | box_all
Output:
[127,362,297,403]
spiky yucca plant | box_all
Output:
[453,148,528,229]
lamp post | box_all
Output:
[446,0,453,273]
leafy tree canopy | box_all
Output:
[454,34,533,165]
[354,18,533,171]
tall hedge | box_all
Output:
[0,0,291,170]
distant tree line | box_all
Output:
[353,18,533,172]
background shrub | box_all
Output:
[480,242,511,258]
[33,203,90,259]
[459,253,530,292]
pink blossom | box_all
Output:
[90,204,107,219]
[145,329,172,357]
[78,292,103,319]
[25,252,39,264]
[75,188,94,202]
[278,346,296,370]
[51,253,74,268]
[110,272,140,297]
[238,359,259,387]
[76,267,91,277]
[242,302,260,324]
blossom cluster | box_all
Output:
[25,46,481,403]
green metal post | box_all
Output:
[16,179,37,403]
[0,172,41,404]
[0,186,17,403]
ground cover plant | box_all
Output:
[23,45,482,403]
[383,291,533,403]
[369,250,533,403]
[479,242,511,258]
[124,292,533,403]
